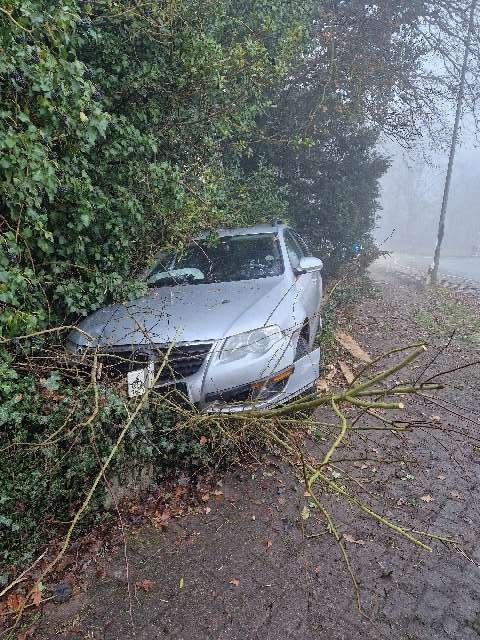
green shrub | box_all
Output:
[0,0,314,573]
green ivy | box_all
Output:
[0,365,223,568]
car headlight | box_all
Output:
[220,326,283,363]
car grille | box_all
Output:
[99,343,212,383]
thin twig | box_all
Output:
[0,551,46,599]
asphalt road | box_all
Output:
[376,252,480,285]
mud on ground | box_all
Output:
[34,269,480,640]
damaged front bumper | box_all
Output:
[202,347,321,413]
[67,334,321,413]
[130,338,320,412]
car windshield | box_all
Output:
[147,233,283,287]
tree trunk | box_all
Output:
[430,0,478,285]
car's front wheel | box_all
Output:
[295,334,309,360]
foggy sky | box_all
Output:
[376,136,480,257]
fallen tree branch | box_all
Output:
[1,341,449,628]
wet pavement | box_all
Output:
[376,252,480,291]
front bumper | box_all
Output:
[68,333,320,413]
[156,331,319,412]
[202,347,321,413]
[151,338,321,412]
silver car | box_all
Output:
[67,223,323,412]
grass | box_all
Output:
[416,287,480,348]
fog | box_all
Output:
[376,136,480,257]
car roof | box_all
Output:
[198,223,288,239]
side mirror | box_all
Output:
[294,256,323,275]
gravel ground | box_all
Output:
[35,268,480,640]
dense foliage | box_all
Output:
[2,0,479,572]
[0,368,220,570]
[0,0,314,332]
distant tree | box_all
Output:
[253,0,480,274]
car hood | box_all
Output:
[71,277,292,347]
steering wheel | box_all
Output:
[238,259,262,278]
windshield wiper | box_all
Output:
[147,275,206,288]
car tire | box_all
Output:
[295,334,309,360]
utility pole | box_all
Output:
[430,0,478,285]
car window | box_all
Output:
[284,230,306,270]
[291,231,310,255]
[147,233,284,286]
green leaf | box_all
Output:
[41,372,62,392]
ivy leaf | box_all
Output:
[41,372,62,392]
[80,213,91,227]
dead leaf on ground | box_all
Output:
[316,365,337,393]
[316,379,329,393]
[338,360,355,384]
[266,540,273,550]
[325,364,337,380]
[173,486,188,499]
[334,331,372,363]
[353,461,369,470]
[343,533,366,545]
[152,509,171,528]
[31,582,43,606]
[420,494,433,503]
[6,593,26,612]
[300,506,311,520]
[136,579,155,592]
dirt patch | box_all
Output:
[31,270,480,640]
